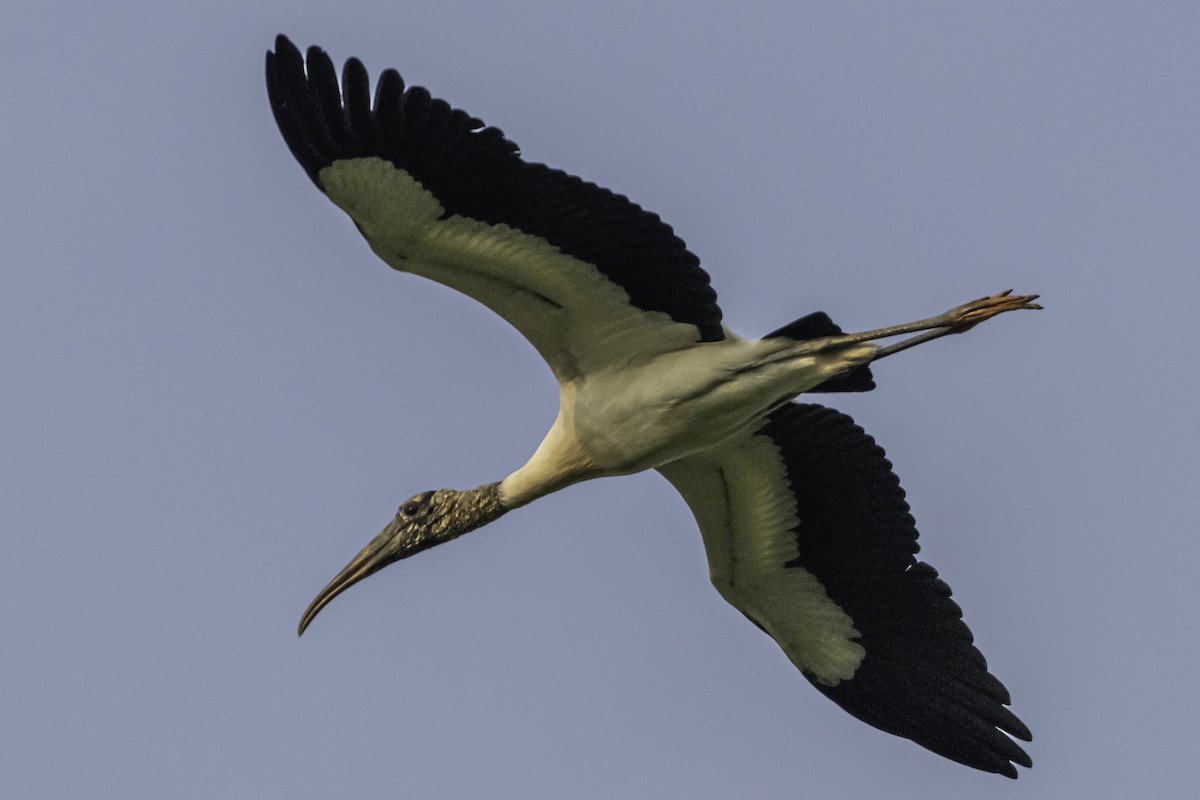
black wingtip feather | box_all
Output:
[265,37,327,186]
[342,57,374,145]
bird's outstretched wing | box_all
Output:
[266,36,724,381]
[658,403,1031,777]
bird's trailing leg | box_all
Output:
[838,290,1041,361]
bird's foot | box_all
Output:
[863,290,1041,362]
[943,290,1042,332]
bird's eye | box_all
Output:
[399,491,435,517]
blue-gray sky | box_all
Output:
[4,2,1197,797]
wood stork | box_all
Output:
[266,35,1038,778]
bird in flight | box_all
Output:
[266,35,1038,778]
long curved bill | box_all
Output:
[298,517,403,636]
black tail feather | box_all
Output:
[765,312,875,393]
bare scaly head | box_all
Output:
[298,484,507,635]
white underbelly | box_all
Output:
[569,337,875,474]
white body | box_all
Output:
[503,334,876,505]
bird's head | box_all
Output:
[298,484,506,635]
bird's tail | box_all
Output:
[764,312,875,393]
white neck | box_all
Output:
[499,410,598,508]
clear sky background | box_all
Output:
[4,2,1197,798]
